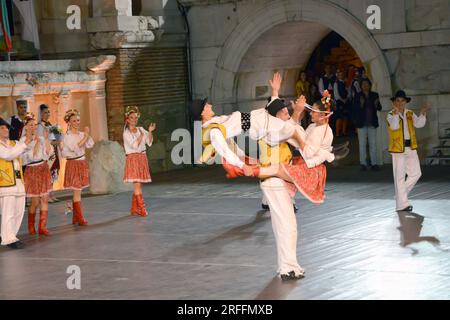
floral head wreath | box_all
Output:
[125,106,140,119]
[23,112,36,125]
[64,109,80,123]
[304,90,334,118]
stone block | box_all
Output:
[89,140,132,194]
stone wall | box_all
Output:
[183,0,450,164]
[105,47,189,173]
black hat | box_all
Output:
[391,90,411,103]
[189,98,209,121]
[0,117,10,129]
[266,98,288,117]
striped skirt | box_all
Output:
[64,159,90,190]
[124,153,152,183]
[24,162,53,198]
[282,157,327,204]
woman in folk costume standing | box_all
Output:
[123,106,156,217]
[0,117,33,249]
[20,113,54,236]
[61,109,94,226]
[37,104,62,202]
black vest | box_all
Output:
[9,116,24,141]
[336,80,348,100]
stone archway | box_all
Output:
[211,0,392,106]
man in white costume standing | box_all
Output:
[0,117,33,249]
[387,90,430,212]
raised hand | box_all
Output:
[84,126,90,136]
[420,103,430,115]
[294,95,306,112]
[148,123,156,132]
[269,72,282,94]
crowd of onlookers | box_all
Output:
[295,64,383,171]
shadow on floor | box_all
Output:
[254,275,300,299]
[397,211,444,255]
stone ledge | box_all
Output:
[0,55,116,73]
[87,16,159,33]
[375,29,450,50]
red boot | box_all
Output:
[28,209,36,235]
[222,158,260,179]
[38,210,50,236]
[136,194,148,217]
[222,158,245,179]
[130,194,139,216]
[73,201,88,226]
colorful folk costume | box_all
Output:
[38,119,61,184]
[191,98,297,171]
[0,118,29,249]
[387,91,426,212]
[257,94,334,280]
[261,93,334,204]
[20,113,53,236]
[61,109,94,226]
[123,106,153,217]
[220,92,335,280]
[190,97,315,281]
[283,122,333,203]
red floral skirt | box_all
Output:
[64,159,90,190]
[124,153,152,183]
[282,157,327,204]
[24,162,53,197]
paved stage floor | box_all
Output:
[0,164,449,300]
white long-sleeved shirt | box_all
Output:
[61,131,94,160]
[123,127,153,155]
[19,136,53,166]
[204,108,296,168]
[268,96,335,168]
[318,75,335,95]
[387,109,426,140]
[0,140,28,196]
[287,122,334,168]
[203,108,295,146]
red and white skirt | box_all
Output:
[282,157,327,204]
[64,159,90,190]
[124,153,152,183]
[24,162,53,197]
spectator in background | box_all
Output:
[309,83,322,105]
[9,100,28,141]
[346,65,357,89]
[333,68,350,137]
[350,67,363,101]
[295,71,310,102]
[304,83,322,128]
[318,65,336,96]
[351,79,382,171]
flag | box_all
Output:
[13,0,39,50]
[0,0,12,51]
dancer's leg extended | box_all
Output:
[258,164,293,183]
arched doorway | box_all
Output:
[210,0,392,164]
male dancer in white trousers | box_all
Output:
[387,90,429,212]
[0,117,32,249]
